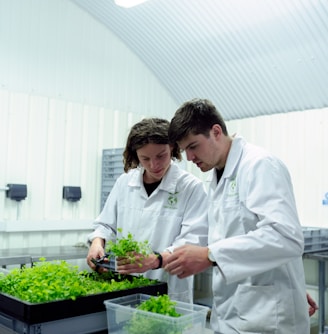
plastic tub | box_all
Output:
[104,293,209,334]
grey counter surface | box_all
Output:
[0,245,88,267]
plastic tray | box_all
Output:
[104,293,209,334]
[0,276,167,325]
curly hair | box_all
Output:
[123,118,182,172]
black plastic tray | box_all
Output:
[0,275,167,325]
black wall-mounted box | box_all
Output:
[6,184,27,201]
[63,186,81,202]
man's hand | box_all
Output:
[307,293,318,316]
[164,245,212,278]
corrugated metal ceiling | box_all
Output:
[71,0,328,120]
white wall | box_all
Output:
[3,92,326,233]
[0,0,177,118]
[0,0,177,249]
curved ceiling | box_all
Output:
[72,0,328,120]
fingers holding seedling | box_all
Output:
[106,229,163,273]
[106,230,153,266]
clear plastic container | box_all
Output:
[104,293,209,334]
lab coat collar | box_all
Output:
[128,161,179,194]
[206,135,246,183]
[224,135,246,177]
[160,162,181,193]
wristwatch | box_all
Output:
[152,251,163,270]
[208,248,217,266]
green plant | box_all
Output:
[0,259,157,303]
[137,294,181,317]
[124,294,185,334]
[106,228,153,266]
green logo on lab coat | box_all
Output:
[227,178,237,197]
[165,192,178,209]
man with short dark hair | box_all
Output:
[165,98,310,334]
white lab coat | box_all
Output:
[88,162,208,303]
[207,136,309,334]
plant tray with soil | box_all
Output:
[0,260,167,324]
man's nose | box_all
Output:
[185,150,194,161]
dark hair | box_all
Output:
[168,98,228,144]
[123,118,182,172]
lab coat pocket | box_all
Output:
[235,284,277,333]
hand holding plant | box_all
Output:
[106,229,155,272]
[116,252,161,274]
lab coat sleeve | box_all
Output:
[214,156,304,284]
[87,177,120,245]
[166,179,209,253]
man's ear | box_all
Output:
[212,124,222,139]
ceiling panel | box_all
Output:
[72,0,328,120]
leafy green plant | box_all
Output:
[0,259,157,303]
[137,294,181,317]
[106,228,153,266]
[124,294,185,334]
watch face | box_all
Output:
[208,249,215,262]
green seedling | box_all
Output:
[124,294,184,334]
[106,229,153,267]
[0,259,157,303]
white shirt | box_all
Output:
[88,162,208,303]
[207,136,309,333]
